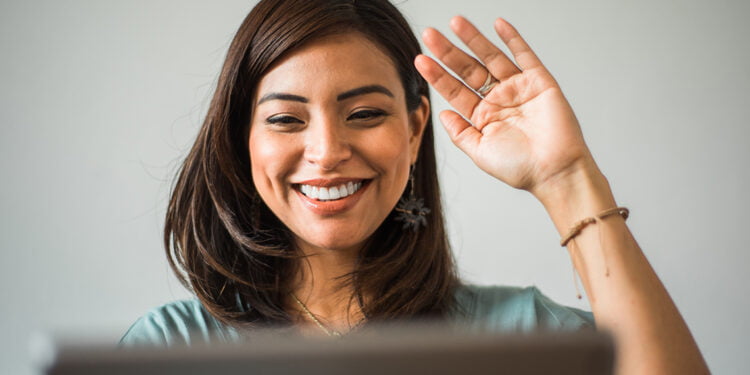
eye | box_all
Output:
[264,114,307,132]
[266,114,303,125]
[347,109,387,122]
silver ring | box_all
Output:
[477,72,499,96]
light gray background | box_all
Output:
[1,0,748,374]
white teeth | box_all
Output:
[298,181,364,201]
[329,186,341,199]
[319,187,330,200]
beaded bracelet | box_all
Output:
[560,207,629,247]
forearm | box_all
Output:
[416,14,709,372]
[533,160,709,375]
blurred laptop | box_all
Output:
[38,325,614,375]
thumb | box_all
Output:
[439,110,481,158]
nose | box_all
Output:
[303,117,352,171]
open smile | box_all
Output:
[293,179,371,215]
[297,180,366,201]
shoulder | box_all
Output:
[119,299,239,347]
[453,284,595,332]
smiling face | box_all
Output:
[248,33,428,255]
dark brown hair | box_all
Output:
[165,0,459,327]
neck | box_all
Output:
[289,241,366,334]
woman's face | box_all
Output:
[249,33,428,254]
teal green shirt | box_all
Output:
[120,285,594,346]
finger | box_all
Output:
[450,16,520,81]
[439,110,482,158]
[414,54,480,119]
[421,27,489,93]
[493,18,543,71]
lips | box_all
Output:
[293,179,370,215]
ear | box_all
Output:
[408,96,430,164]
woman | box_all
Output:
[122,0,708,373]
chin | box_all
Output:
[296,230,369,253]
[314,239,364,253]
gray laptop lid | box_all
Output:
[40,327,614,375]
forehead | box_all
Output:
[255,33,405,101]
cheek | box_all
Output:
[248,131,296,195]
[373,127,413,166]
[360,127,413,190]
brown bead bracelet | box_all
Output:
[560,207,630,247]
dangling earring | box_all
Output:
[394,165,430,231]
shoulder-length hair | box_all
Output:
[165,0,459,327]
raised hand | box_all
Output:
[415,16,597,195]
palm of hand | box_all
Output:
[470,69,587,190]
[416,17,591,193]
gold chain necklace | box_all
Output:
[290,293,342,337]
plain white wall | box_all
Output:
[1,0,748,374]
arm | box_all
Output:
[535,160,708,374]
[415,16,709,374]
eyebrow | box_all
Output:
[336,85,394,101]
[257,93,308,105]
[256,85,394,105]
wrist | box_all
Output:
[531,159,617,235]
